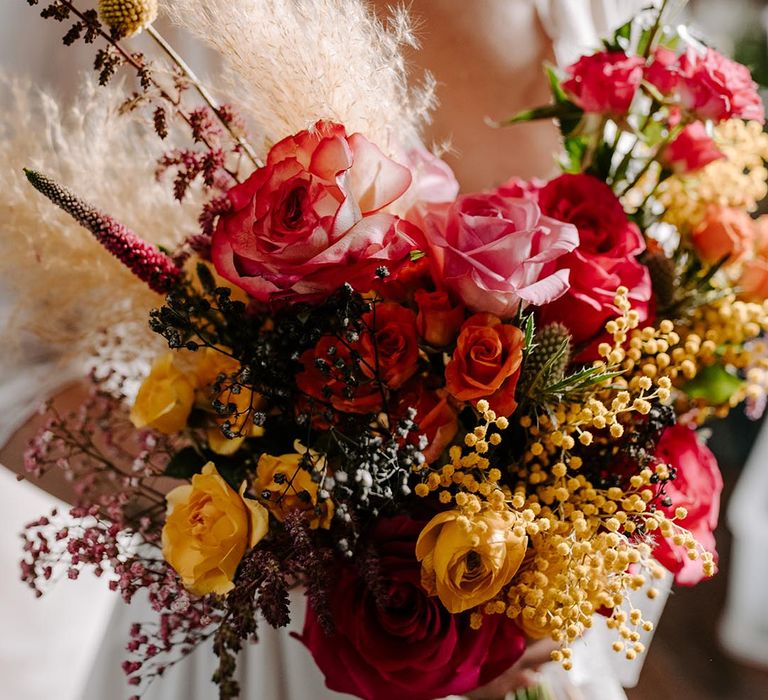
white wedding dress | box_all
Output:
[0,2,660,699]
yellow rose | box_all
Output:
[254,443,333,529]
[162,462,269,596]
[416,508,526,614]
[191,348,266,455]
[130,353,195,434]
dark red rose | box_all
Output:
[652,424,723,585]
[296,335,382,416]
[212,121,419,303]
[299,516,526,700]
[359,302,420,389]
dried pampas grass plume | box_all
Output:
[0,77,201,365]
[162,0,435,156]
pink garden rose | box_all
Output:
[647,47,764,123]
[562,51,645,115]
[652,424,723,586]
[212,121,420,302]
[299,516,526,700]
[423,193,579,319]
[662,122,724,174]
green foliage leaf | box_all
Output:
[682,363,744,405]
[523,313,536,355]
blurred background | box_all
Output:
[1,1,768,699]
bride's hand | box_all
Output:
[467,638,558,699]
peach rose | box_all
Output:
[130,353,195,434]
[162,462,269,596]
[691,206,754,265]
[416,508,526,614]
[444,314,524,416]
[255,444,334,529]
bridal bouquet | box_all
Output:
[12,1,768,698]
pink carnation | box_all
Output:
[562,51,645,115]
[662,122,724,174]
[648,47,764,123]
[423,192,579,319]
[212,121,419,302]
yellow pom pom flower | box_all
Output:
[98,0,158,37]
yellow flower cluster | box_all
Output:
[658,120,768,230]
[412,290,716,667]
[672,296,768,420]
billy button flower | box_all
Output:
[254,443,334,529]
[162,462,269,596]
[416,507,527,614]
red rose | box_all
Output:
[534,174,651,354]
[299,516,526,700]
[562,51,645,115]
[393,381,459,464]
[359,302,420,390]
[537,174,645,261]
[296,335,382,416]
[212,121,420,302]
[652,425,723,585]
[414,289,465,347]
[445,314,524,416]
[661,122,724,174]
[538,252,651,354]
[424,193,578,318]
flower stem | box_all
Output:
[144,25,262,169]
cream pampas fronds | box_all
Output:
[0,77,201,363]
[162,0,435,156]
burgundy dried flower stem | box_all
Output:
[144,25,262,169]
[56,0,260,177]
[25,169,182,294]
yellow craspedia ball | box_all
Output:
[98,0,158,37]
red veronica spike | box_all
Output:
[24,168,181,294]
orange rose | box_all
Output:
[414,289,465,347]
[254,444,334,529]
[162,462,269,596]
[691,206,754,265]
[444,313,524,416]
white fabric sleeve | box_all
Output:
[535,0,659,66]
